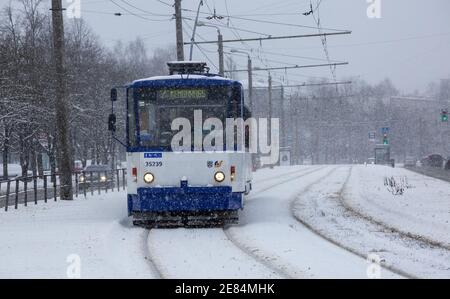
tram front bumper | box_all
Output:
[128,186,243,214]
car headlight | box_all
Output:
[214,171,225,183]
[79,176,85,182]
[143,172,155,184]
[100,175,107,182]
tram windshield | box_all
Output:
[131,86,241,149]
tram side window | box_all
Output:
[226,86,244,150]
[127,88,137,146]
[230,86,242,118]
[138,100,157,145]
[244,106,251,149]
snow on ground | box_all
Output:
[148,228,282,279]
[347,165,450,247]
[145,166,318,279]
[228,165,400,279]
[0,192,157,278]
[4,164,445,278]
[0,164,30,178]
[294,165,450,278]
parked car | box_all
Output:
[78,165,114,189]
[421,154,444,168]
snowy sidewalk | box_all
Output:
[0,193,157,278]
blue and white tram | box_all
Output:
[109,62,253,227]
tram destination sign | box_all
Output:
[158,89,207,100]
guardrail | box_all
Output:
[404,165,450,183]
[0,168,127,212]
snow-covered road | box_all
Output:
[1,165,449,278]
[294,165,450,278]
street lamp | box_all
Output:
[230,49,253,111]
[197,21,224,76]
[189,0,204,61]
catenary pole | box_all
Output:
[51,0,73,200]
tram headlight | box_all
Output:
[143,172,155,184]
[214,171,225,183]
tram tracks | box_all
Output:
[340,168,450,252]
[146,165,450,278]
[144,165,410,279]
[290,166,419,279]
[223,166,332,278]
[143,166,327,279]
[142,229,166,279]
[247,166,328,200]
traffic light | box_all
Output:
[383,133,389,145]
[441,109,449,122]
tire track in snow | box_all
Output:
[224,166,333,278]
[219,166,329,278]
[222,228,292,278]
[142,229,165,278]
[291,166,416,279]
[248,166,329,200]
[255,166,315,185]
[116,217,165,278]
[147,227,283,279]
[144,167,326,279]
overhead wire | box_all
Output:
[108,0,172,21]
[155,0,173,7]
[309,0,336,82]
[118,0,173,17]
[182,9,348,32]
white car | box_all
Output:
[404,157,416,167]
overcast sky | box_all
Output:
[2,0,450,93]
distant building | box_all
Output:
[439,78,450,102]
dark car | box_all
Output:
[421,154,444,168]
[78,165,114,190]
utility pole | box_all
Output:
[268,74,274,168]
[281,85,285,147]
[247,55,253,110]
[174,0,184,61]
[218,30,224,76]
[51,0,73,200]
[268,73,272,123]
